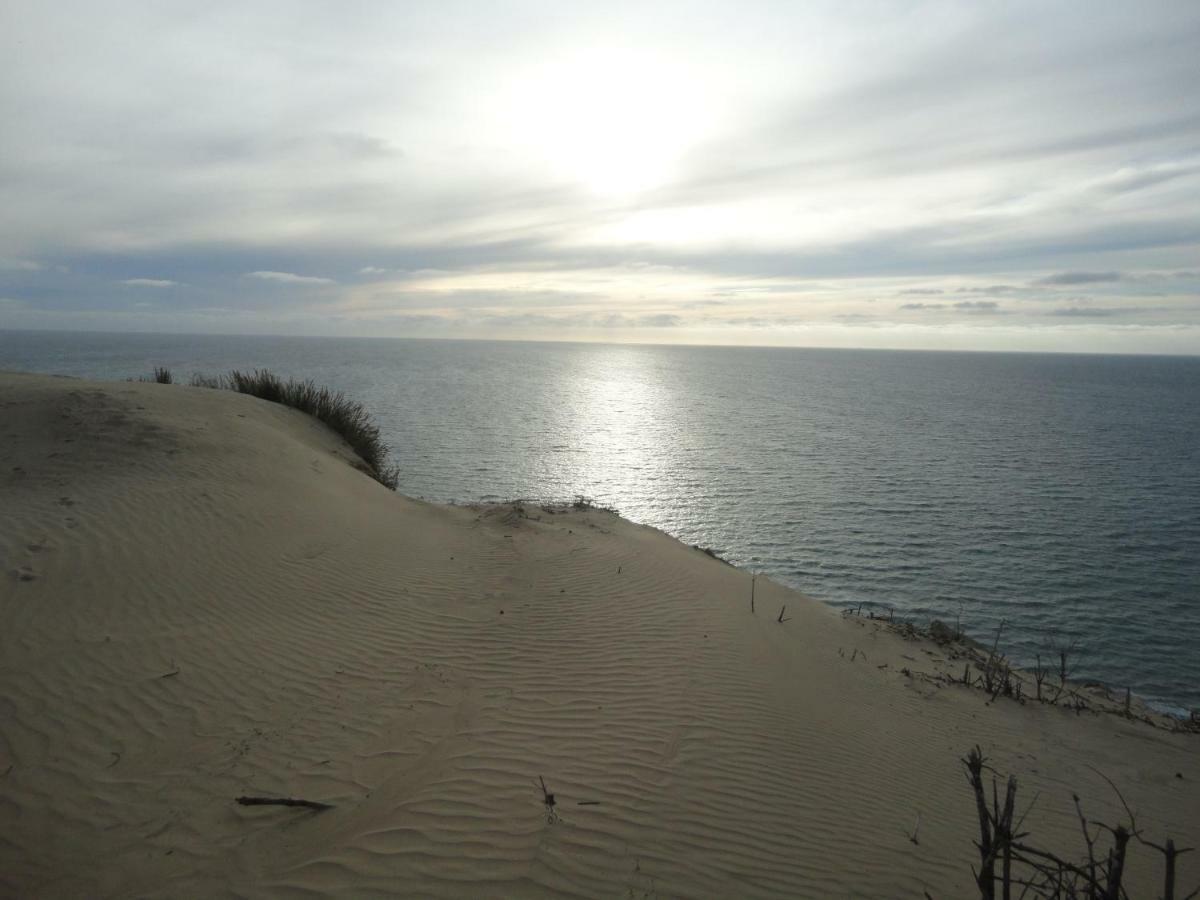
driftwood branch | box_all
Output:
[961,747,1192,899]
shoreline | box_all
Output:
[427,492,1198,722]
[2,371,1197,897]
[6,343,1198,715]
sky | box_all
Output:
[2,1,1199,353]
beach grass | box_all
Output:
[144,367,399,489]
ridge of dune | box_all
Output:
[1,371,1196,899]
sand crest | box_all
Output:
[1,372,1196,898]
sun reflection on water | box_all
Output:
[555,345,679,502]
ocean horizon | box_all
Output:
[4,328,1198,714]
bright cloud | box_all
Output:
[245,271,336,286]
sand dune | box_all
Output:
[1,372,1196,898]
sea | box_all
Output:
[3,329,1198,714]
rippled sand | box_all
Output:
[1,372,1196,898]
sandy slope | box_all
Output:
[0,372,1196,899]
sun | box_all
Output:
[506,47,707,197]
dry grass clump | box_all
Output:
[226,369,399,490]
[571,494,619,514]
[189,372,227,389]
[135,366,399,490]
[130,367,174,384]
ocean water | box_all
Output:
[3,329,1198,713]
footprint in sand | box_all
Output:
[11,566,37,582]
[55,496,77,507]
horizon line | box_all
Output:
[2,324,1199,360]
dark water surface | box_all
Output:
[4,330,1198,712]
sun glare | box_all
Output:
[507,48,709,197]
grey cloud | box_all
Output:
[479,311,683,329]
[0,258,42,271]
[678,216,1194,281]
[722,316,778,327]
[164,132,401,169]
[592,312,683,329]
[1049,306,1140,318]
[1097,163,1200,195]
[362,288,592,312]
[956,286,1018,295]
[636,313,683,328]
[898,288,944,296]
[665,12,1200,210]
[1034,271,1121,286]
[122,278,178,288]
[365,313,450,328]
[900,300,999,313]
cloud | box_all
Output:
[477,311,684,330]
[121,278,178,288]
[723,316,774,326]
[352,287,592,313]
[0,258,42,271]
[245,270,335,285]
[636,313,683,328]
[1049,306,1135,318]
[900,299,1000,313]
[957,285,1018,295]
[1096,162,1200,195]
[1034,271,1122,286]
[2,3,1199,351]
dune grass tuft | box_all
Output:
[137,366,399,490]
[189,372,228,389]
[131,367,174,384]
[225,369,399,490]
